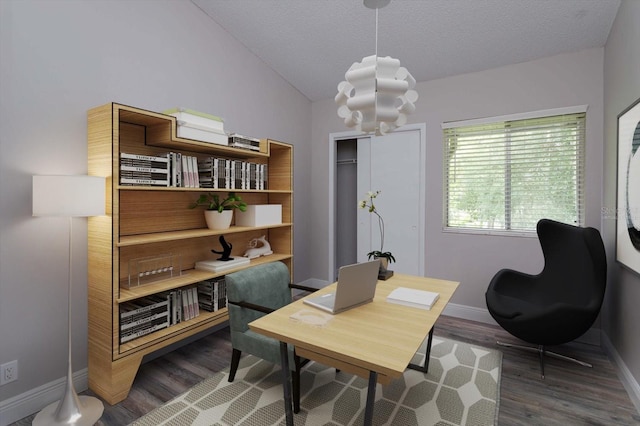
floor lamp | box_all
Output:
[32,175,105,426]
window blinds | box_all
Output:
[443,111,586,232]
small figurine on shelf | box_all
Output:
[244,235,273,259]
[211,235,234,261]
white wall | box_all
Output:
[3,0,638,420]
[0,0,311,408]
[312,48,605,312]
[603,0,640,406]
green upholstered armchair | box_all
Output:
[225,261,317,413]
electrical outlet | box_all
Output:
[1,360,18,385]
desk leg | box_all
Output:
[279,342,294,426]
[364,371,377,426]
[408,327,434,373]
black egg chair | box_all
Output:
[485,219,607,378]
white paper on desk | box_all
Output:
[387,287,440,310]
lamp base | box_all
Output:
[33,395,104,426]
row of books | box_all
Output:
[119,279,229,343]
[167,152,200,188]
[197,277,228,312]
[119,152,268,190]
[119,294,172,343]
[119,286,199,343]
[198,157,267,190]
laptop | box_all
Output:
[303,260,380,314]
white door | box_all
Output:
[356,128,425,276]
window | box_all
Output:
[443,107,586,234]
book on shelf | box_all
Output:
[120,317,170,343]
[229,160,236,190]
[247,163,256,190]
[228,133,261,151]
[176,120,228,146]
[386,287,440,310]
[121,164,169,174]
[261,164,267,190]
[196,156,267,191]
[181,288,191,321]
[120,298,169,319]
[191,287,200,318]
[181,155,191,188]
[191,156,199,188]
[120,177,170,186]
[120,152,170,187]
[186,287,193,319]
[163,107,225,133]
[195,257,250,273]
[167,152,183,187]
[119,295,171,342]
[198,157,216,189]
[120,310,169,331]
[170,291,180,325]
[121,152,170,164]
[118,286,203,343]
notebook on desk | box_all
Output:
[303,260,380,314]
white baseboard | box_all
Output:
[442,302,602,346]
[601,333,640,414]
[442,302,498,325]
[0,369,88,426]
[0,323,230,426]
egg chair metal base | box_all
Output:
[497,341,592,379]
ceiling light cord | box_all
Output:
[375,8,379,57]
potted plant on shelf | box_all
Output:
[359,190,395,279]
[190,192,248,230]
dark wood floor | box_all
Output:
[12,316,640,425]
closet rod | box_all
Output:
[336,158,357,165]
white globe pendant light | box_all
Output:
[335,0,418,136]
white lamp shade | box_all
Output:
[336,55,418,136]
[33,175,106,217]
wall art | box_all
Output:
[617,97,640,275]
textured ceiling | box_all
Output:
[191,0,620,102]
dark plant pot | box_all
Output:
[375,256,394,280]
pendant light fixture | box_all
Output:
[335,0,418,136]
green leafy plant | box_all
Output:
[190,192,247,213]
[358,190,395,263]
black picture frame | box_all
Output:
[616,97,640,275]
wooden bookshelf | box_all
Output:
[87,103,293,404]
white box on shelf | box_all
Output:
[164,107,225,132]
[176,120,228,146]
[235,205,282,227]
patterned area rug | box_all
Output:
[131,337,501,426]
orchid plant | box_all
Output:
[358,190,396,263]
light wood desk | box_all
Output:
[249,273,459,425]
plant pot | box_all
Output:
[377,257,389,272]
[374,256,393,280]
[204,210,233,230]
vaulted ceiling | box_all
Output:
[192,0,620,102]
